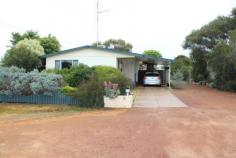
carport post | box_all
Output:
[168,61,171,89]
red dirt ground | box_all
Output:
[0,85,236,158]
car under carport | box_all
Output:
[117,53,172,87]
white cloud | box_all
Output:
[0,0,235,59]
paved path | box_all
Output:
[133,87,187,108]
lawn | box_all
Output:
[0,104,93,114]
[0,103,97,123]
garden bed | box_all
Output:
[104,95,134,108]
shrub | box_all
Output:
[171,70,184,81]
[208,82,216,88]
[46,64,94,87]
[0,66,63,95]
[61,86,78,95]
[171,55,192,81]
[73,75,104,107]
[171,70,187,89]
[46,65,131,94]
[93,66,131,94]
[225,80,236,92]
[104,81,120,98]
[65,66,131,107]
[46,65,131,107]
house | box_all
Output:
[45,45,172,86]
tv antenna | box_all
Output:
[96,0,109,46]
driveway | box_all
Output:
[133,87,187,108]
[0,85,236,158]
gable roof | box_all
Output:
[45,45,172,63]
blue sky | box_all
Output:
[0,0,236,59]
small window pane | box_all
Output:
[73,60,78,66]
[55,60,60,70]
[61,60,72,69]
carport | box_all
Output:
[117,54,172,87]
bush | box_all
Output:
[46,65,131,107]
[171,70,184,81]
[61,86,78,95]
[171,70,187,89]
[208,82,216,88]
[0,66,63,95]
[104,81,120,98]
[46,64,94,87]
[73,75,104,107]
[171,55,192,81]
[47,65,131,94]
[93,66,131,94]
[225,80,236,92]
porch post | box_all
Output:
[168,61,171,89]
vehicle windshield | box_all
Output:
[145,72,159,76]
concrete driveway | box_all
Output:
[133,87,187,108]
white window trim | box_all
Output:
[55,59,79,70]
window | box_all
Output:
[117,60,122,72]
[61,60,72,69]
[55,60,61,70]
[55,60,79,69]
[73,60,78,66]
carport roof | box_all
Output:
[44,45,172,64]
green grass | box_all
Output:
[0,103,95,115]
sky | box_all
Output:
[0,0,235,59]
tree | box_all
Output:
[143,50,162,58]
[40,34,61,54]
[190,48,209,81]
[10,30,40,46]
[183,8,236,81]
[209,29,236,91]
[92,41,102,46]
[231,8,236,17]
[2,39,44,71]
[9,30,61,54]
[210,42,230,88]
[93,39,133,52]
[103,39,133,51]
[229,29,236,69]
[183,16,236,51]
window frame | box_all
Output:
[55,60,61,70]
[55,59,79,70]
